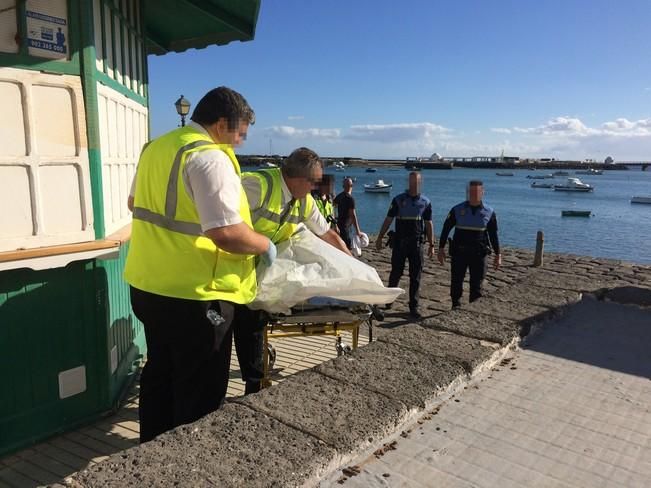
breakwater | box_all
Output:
[70,247,651,487]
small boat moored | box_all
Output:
[575,168,603,175]
[527,174,554,179]
[496,172,514,176]
[531,182,553,188]
[365,167,377,173]
[553,170,570,176]
[553,177,594,192]
[561,210,592,217]
[364,179,392,193]
[631,196,651,204]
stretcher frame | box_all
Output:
[261,306,374,388]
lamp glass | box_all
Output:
[175,96,191,116]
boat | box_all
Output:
[561,210,592,217]
[526,174,554,179]
[631,196,651,204]
[552,170,570,176]
[332,161,346,171]
[496,172,514,176]
[575,168,603,175]
[260,161,277,168]
[553,177,594,192]
[365,168,377,173]
[531,182,553,188]
[364,179,392,193]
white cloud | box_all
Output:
[491,128,512,134]
[345,122,450,142]
[510,116,651,138]
[264,125,340,139]
[287,115,304,120]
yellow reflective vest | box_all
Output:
[124,125,256,303]
[243,168,314,243]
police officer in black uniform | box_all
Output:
[376,172,434,318]
[437,180,501,308]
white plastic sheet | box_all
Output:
[250,226,403,313]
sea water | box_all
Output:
[326,167,651,264]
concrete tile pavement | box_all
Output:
[323,298,651,487]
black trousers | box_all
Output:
[337,221,352,249]
[233,306,267,394]
[388,240,423,310]
[130,286,235,443]
[450,250,487,304]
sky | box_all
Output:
[147,0,651,161]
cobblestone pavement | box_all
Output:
[321,297,651,487]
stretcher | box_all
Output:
[261,304,377,388]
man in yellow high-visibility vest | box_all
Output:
[125,87,276,442]
[235,148,350,393]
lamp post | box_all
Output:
[174,95,191,127]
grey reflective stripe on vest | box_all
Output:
[165,140,215,217]
[132,207,203,236]
[134,139,215,236]
[251,170,306,225]
[396,216,422,220]
[455,225,487,231]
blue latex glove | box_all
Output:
[260,239,277,267]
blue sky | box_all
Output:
[148,0,651,161]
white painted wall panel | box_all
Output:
[32,85,77,157]
[40,165,82,234]
[0,80,26,156]
[0,166,33,237]
[0,67,94,252]
[97,82,148,236]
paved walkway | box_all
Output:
[0,331,364,488]
[322,298,651,487]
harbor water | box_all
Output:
[324,167,651,264]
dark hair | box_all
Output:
[190,86,255,130]
[282,147,322,177]
[469,180,483,187]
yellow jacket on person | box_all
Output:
[244,168,315,243]
[124,126,257,303]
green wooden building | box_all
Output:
[0,0,261,456]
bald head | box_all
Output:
[343,178,354,192]
[408,171,421,196]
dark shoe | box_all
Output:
[451,301,461,309]
[384,302,393,310]
[244,380,261,395]
[409,308,422,319]
[370,305,385,321]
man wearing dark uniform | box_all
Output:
[437,180,501,309]
[376,172,434,318]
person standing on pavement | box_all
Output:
[437,180,501,309]
[236,148,351,394]
[124,87,276,442]
[375,172,434,318]
[334,177,363,250]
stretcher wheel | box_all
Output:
[335,338,352,356]
[267,343,277,370]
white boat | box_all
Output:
[260,161,277,168]
[553,177,594,192]
[531,182,553,188]
[527,174,554,179]
[332,161,346,170]
[575,168,603,175]
[631,196,651,204]
[364,179,392,193]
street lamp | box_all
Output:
[174,95,191,127]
